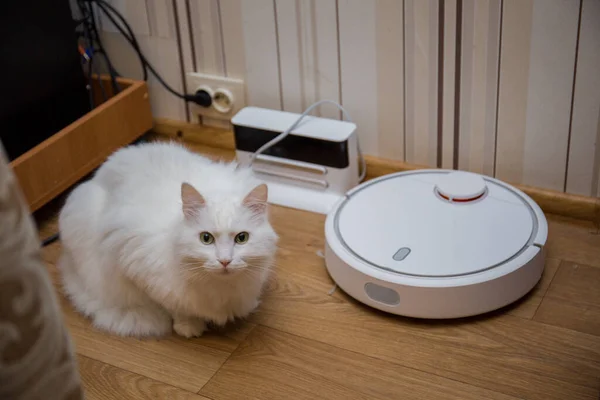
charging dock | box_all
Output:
[231,107,360,214]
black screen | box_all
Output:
[233,126,349,169]
[0,2,90,161]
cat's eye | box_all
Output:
[199,232,214,245]
[235,232,249,244]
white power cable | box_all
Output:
[248,100,367,182]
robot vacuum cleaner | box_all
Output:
[324,169,548,319]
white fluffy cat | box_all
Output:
[57,141,278,338]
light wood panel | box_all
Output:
[99,1,187,120]
[404,0,439,166]
[150,123,600,223]
[275,0,340,120]
[375,0,405,160]
[535,262,600,336]
[566,0,600,196]
[338,0,379,155]
[239,0,281,110]
[174,0,196,122]
[495,0,534,184]
[521,0,580,190]
[441,0,457,169]
[98,35,184,120]
[89,0,600,196]
[201,326,519,400]
[189,0,225,75]
[496,0,580,190]
[218,0,247,80]
[458,0,501,175]
[78,356,211,400]
[147,0,177,39]
[99,0,150,36]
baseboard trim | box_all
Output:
[153,118,600,223]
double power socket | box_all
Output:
[186,72,245,125]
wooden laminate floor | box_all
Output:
[36,141,600,400]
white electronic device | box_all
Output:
[325,169,548,319]
[231,106,360,214]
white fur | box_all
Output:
[58,142,278,338]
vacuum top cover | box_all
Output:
[333,170,546,278]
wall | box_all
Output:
[94,0,600,197]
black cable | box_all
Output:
[76,0,97,107]
[92,0,147,81]
[85,1,122,92]
[86,0,210,106]
[93,1,188,99]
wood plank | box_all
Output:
[338,0,379,155]
[78,355,211,400]
[35,137,600,400]
[100,3,187,121]
[200,326,519,400]
[219,0,247,80]
[147,0,177,39]
[535,297,600,337]
[240,0,282,109]
[546,215,600,268]
[10,79,153,212]
[565,0,600,196]
[458,0,501,175]
[251,286,600,400]
[174,0,195,89]
[521,0,580,190]
[544,261,600,304]
[189,0,225,75]
[59,290,238,393]
[40,243,253,393]
[403,0,439,166]
[275,0,340,120]
[535,261,600,336]
[441,0,457,169]
[41,241,254,356]
[149,126,600,223]
[495,0,580,190]
[494,0,533,183]
[268,203,553,323]
[243,205,600,400]
[506,258,560,319]
[99,0,150,36]
[375,0,405,159]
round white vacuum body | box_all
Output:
[324,169,548,319]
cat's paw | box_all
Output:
[173,318,206,338]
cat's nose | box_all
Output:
[219,259,231,268]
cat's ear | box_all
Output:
[181,182,205,218]
[243,184,268,215]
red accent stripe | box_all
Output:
[438,191,485,203]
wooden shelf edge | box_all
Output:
[11,78,153,212]
[152,118,600,224]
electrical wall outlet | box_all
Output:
[186,72,245,123]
